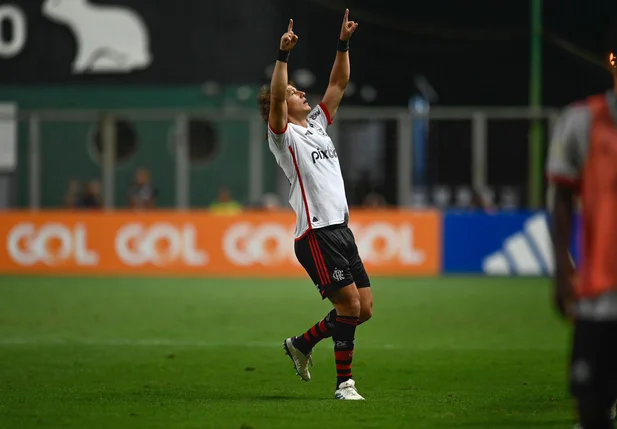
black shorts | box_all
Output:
[294,224,371,299]
[570,319,617,398]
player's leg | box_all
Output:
[358,287,373,324]
[328,282,364,400]
[570,320,617,429]
[298,226,364,398]
[289,228,370,345]
[290,308,337,355]
[314,225,367,399]
[576,396,615,429]
[282,229,350,382]
[346,228,372,325]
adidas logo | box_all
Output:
[482,213,554,275]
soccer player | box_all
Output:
[547,51,617,429]
[257,10,372,400]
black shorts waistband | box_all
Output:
[313,222,347,232]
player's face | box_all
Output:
[286,86,311,116]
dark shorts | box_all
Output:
[570,319,617,398]
[294,223,371,299]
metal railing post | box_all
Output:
[248,114,264,205]
[101,114,115,209]
[472,112,488,191]
[397,112,413,207]
[28,114,40,210]
[174,114,190,209]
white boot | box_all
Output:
[282,338,313,382]
[334,379,365,400]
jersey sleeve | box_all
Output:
[545,105,590,188]
[308,102,334,129]
[267,123,291,151]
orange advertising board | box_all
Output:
[0,210,441,277]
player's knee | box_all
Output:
[346,297,362,318]
[330,284,361,317]
[359,306,372,323]
[338,295,361,317]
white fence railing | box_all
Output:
[7,106,560,209]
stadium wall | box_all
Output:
[0,210,570,277]
[2,86,275,209]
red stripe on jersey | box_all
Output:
[288,145,313,238]
[269,123,288,135]
[319,102,333,125]
[295,229,311,241]
[547,174,580,189]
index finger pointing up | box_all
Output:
[288,19,294,32]
[344,9,349,22]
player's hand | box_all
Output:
[340,9,358,41]
[280,19,299,51]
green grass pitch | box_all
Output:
[0,276,575,428]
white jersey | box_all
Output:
[268,103,349,239]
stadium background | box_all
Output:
[0,0,614,428]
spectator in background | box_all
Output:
[362,192,387,209]
[64,179,81,208]
[128,168,158,209]
[260,192,282,211]
[210,186,242,215]
[470,188,495,213]
[79,180,102,209]
[454,186,494,213]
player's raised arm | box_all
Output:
[269,19,298,133]
[320,9,358,122]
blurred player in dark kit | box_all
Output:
[547,50,617,429]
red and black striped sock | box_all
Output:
[292,309,337,355]
[333,315,359,386]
